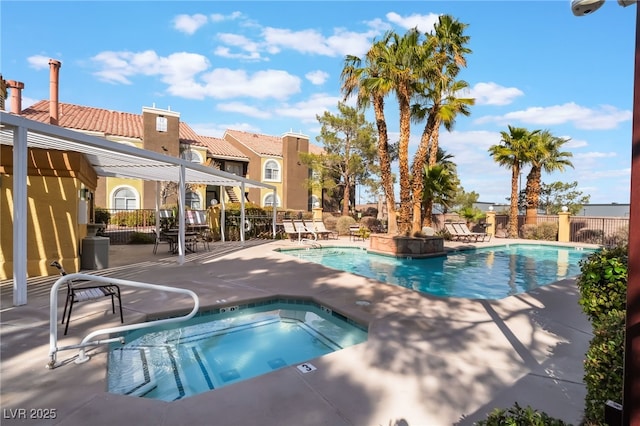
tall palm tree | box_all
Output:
[342,39,399,233]
[375,29,423,234]
[410,15,473,232]
[524,130,574,224]
[488,126,538,238]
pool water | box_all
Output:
[282,244,596,299]
[107,300,367,401]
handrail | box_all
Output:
[47,273,199,369]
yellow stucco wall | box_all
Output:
[1,146,97,279]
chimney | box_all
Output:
[7,80,24,114]
[49,59,61,125]
[0,74,6,111]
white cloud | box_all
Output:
[210,12,243,23]
[474,102,632,130]
[27,55,52,70]
[564,137,588,149]
[173,14,208,35]
[467,82,524,106]
[217,102,271,119]
[385,12,439,33]
[305,70,329,85]
[275,93,341,122]
[199,68,301,100]
[214,33,264,61]
[574,151,617,160]
[190,121,260,138]
[261,26,376,58]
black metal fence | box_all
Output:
[97,209,630,246]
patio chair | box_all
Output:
[312,219,338,240]
[194,228,213,251]
[444,222,466,242]
[293,219,317,241]
[453,222,490,242]
[282,219,300,241]
[50,261,124,335]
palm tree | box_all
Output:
[409,15,473,232]
[421,155,459,227]
[488,126,539,238]
[524,130,574,224]
[342,39,399,233]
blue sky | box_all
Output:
[1,1,636,205]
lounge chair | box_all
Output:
[282,219,301,241]
[311,219,338,240]
[444,222,464,241]
[293,219,317,241]
[50,261,124,335]
[453,222,490,242]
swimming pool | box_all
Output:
[107,299,367,401]
[281,244,597,299]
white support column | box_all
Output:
[219,185,226,242]
[272,188,277,238]
[155,181,161,239]
[177,166,186,264]
[13,126,28,306]
[240,182,246,242]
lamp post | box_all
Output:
[573,1,640,423]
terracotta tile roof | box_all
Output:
[19,101,248,160]
[225,129,284,157]
[194,134,248,161]
[21,101,144,138]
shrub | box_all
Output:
[323,214,338,231]
[360,216,381,231]
[475,402,568,425]
[111,210,154,227]
[577,246,628,326]
[129,232,154,244]
[521,222,558,241]
[336,216,356,235]
[94,207,111,225]
[583,309,625,424]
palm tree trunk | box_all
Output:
[372,96,397,234]
[411,115,437,233]
[397,86,412,235]
[525,166,541,225]
[509,164,520,238]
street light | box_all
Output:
[572,1,640,424]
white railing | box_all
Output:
[47,273,199,369]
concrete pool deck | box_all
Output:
[1,237,598,425]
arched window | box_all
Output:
[181,149,203,164]
[185,191,201,209]
[112,187,138,210]
[263,160,280,181]
[263,193,281,208]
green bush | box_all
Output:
[583,309,625,424]
[577,245,627,425]
[576,246,628,326]
[475,402,568,425]
[521,222,558,241]
[94,207,111,225]
[129,232,154,244]
[323,214,338,231]
[111,210,155,227]
[336,215,356,235]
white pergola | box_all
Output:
[0,112,277,306]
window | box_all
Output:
[185,191,201,209]
[264,160,280,181]
[263,193,281,208]
[112,187,138,210]
[181,149,202,164]
[309,195,320,210]
[156,116,167,132]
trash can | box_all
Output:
[81,236,110,270]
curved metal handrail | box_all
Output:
[48,273,199,369]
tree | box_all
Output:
[539,181,590,215]
[301,102,377,216]
[489,126,539,238]
[421,163,459,226]
[410,15,473,232]
[524,130,573,224]
[342,37,399,233]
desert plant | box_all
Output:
[521,222,558,241]
[475,402,568,425]
[336,215,356,235]
[360,216,381,232]
[94,207,111,225]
